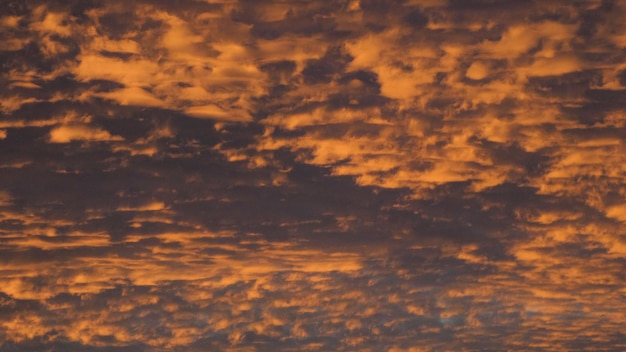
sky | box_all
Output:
[1,0,626,350]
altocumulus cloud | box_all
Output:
[1,0,626,351]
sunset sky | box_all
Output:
[1,0,626,350]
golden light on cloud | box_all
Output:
[49,125,123,143]
[1,0,626,350]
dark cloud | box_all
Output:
[301,45,353,85]
[234,2,343,40]
[403,7,430,29]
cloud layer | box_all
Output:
[1,0,626,350]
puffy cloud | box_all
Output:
[49,124,123,143]
[74,55,160,87]
[606,204,626,222]
[465,61,490,80]
[30,10,72,37]
[96,87,166,108]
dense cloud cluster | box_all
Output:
[1,0,626,350]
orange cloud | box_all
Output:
[49,125,123,143]
[3,1,626,350]
[97,87,166,108]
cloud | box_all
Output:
[49,124,123,143]
[465,61,490,80]
[61,8,266,123]
[184,104,252,122]
[74,55,160,87]
[2,0,626,351]
[118,202,167,212]
[96,87,166,108]
[606,204,626,222]
[30,10,72,37]
[524,56,583,77]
